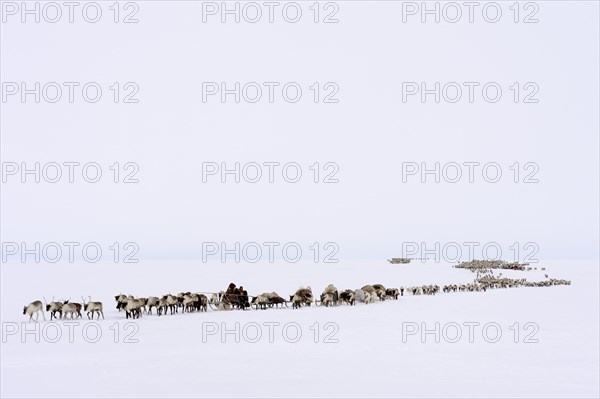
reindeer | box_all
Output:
[124,298,145,319]
[165,294,178,314]
[290,293,305,309]
[265,292,287,308]
[23,300,45,322]
[157,296,168,315]
[339,289,355,305]
[63,299,82,319]
[137,298,148,314]
[194,294,208,312]
[252,294,270,310]
[320,292,335,307]
[62,302,80,319]
[182,293,199,313]
[372,284,387,301]
[43,297,63,320]
[361,285,375,294]
[82,296,104,320]
[158,294,178,315]
[386,288,400,300]
[362,284,385,299]
[115,294,131,311]
[146,297,160,314]
[290,287,313,309]
[353,289,365,303]
[176,292,188,310]
[321,284,338,306]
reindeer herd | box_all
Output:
[22,297,104,322]
[114,293,209,318]
[108,283,404,318]
[21,276,572,322]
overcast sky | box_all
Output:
[1,1,598,262]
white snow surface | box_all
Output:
[1,260,598,398]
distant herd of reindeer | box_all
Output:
[22,277,572,322]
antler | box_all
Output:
[43,296,48,306]
[81,296,86,305]
[88,295,92,304]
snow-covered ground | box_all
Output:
[1,259,598,398]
